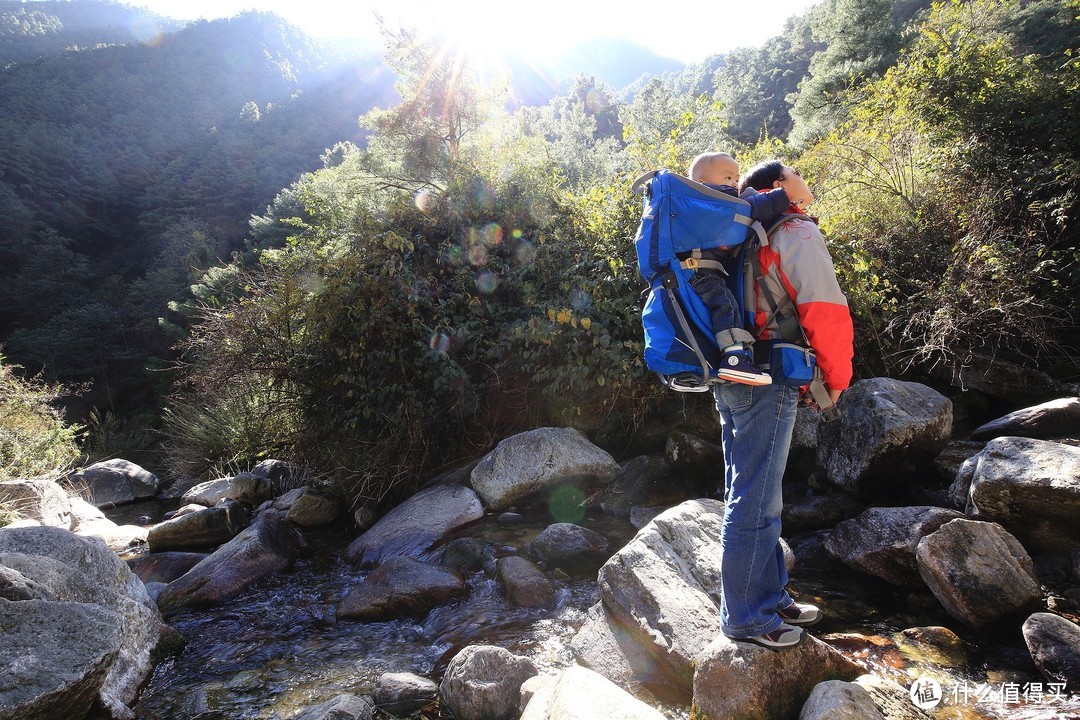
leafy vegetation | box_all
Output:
[2,0,1077,509]
[0,353,82,484]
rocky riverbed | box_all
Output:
[4,378,1080,720]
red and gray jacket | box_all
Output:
[752,208,854,392]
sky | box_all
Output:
[127,0,823,64]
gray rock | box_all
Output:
[126,551,209,584]
[963,437,1080,554]
[915,519,1042,629]
[792,406,823,453]
[800,680,885,720]
[470,427,619,512]
[933,440,984,486]
[439,537,490,574]
[569,602,663,694]
[223,473,273,506]
[147,502,246,552]
[156,511,304,615]
[496,555,556,610]
[598,455,679,518]
[292,693,373,720]
[0,565,51,601]
[250,459,299,486]
[1022,612,1080,692]
[693,632,861,720]
[0,597,122,720]
[629,505,665,530]
[783,494,864,534]
[344,484,484,567]
[0,478,71,528]
[70,497,148,551]
[286,490,341,527]
[520,665,667,720]
[272,486,308,511]
[69,459,161,507]
[338,556,466,621]
[824,506,964,586]
[972,397,1080,441]
[853,674,936,720]
[950,353,1066,406]
[373,672,438,716]
[180,477,232,507]
[596,499,727,691]
[663,430,724,477]
[527,523,610,577]
[439,645,537,720]
[0,526,165,716]
[817,378,952,496]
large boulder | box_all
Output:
[0,597,123,720]
[692,633,861,720]
[180,477,232,507]
[373,672,438,716]
[817,379,952,497]
[970,397,1080,441]
[69,497,147,552]
[597,455,687,518]
[156,511,305,615]
[146,501,246,552]
[595,499,727,692]
[285,490,341,527]
[915,519,1042,629]
[949,353,1065,406]
[961,437,1080,554]
[126,551,208,585]
[526,522,611,577]
[0,526,165,718]
[496,556,555,610]
[292,694,373,720]
[0,478,71,528]
[663,430,724,479]
[824,506,964,586]
[570,602,663,694]
[69,459,161,508]
[520,665,668,720]
[470,427,619,512]
[799,680,885,720]
[439,645,537,720]
[337,556,466,621]
[344,484,484,567]
[1022,612,1080,692]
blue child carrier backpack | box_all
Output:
[632,169,756,392]
[631,169,838,416]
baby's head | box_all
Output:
[688,152,739,187]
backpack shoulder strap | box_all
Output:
[745,218,806,343]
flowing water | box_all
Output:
[113,504,1080,720]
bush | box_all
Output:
[0,353,82,485]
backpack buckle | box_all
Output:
[680,258,700,270]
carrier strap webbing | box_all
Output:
[660,271,715,383]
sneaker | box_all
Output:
[777,600,822,627]
[717,350,773,386]
[742,623,804,649]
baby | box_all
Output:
[683,152,790,385]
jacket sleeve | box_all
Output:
[766,219,854,391]
[743,188,790,222]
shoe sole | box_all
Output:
[744,631,805,650]
[717,371,773,386]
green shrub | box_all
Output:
[0,353,82,484]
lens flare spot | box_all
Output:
[515,241,537,265]
[480,223,503,246]
[475,271,499,294]
[468,244,488,266]
[512,228,524,240]
[548,485,586,524]
[415,190,435,214]
[429,332,451,353]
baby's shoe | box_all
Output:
[717,349,772,386]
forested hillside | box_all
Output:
[2,0,1077,512]
[0,2,396,424]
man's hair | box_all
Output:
[687,152,736,182]
[739,160,785,193]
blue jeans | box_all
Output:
[712,381,799,638]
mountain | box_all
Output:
[542,37,685,93]
[0,0,182,63]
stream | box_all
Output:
[109,502,1080,720]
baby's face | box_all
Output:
[699,157,740,186]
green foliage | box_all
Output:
[804,0,1080,374]
[0,353,82,483]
